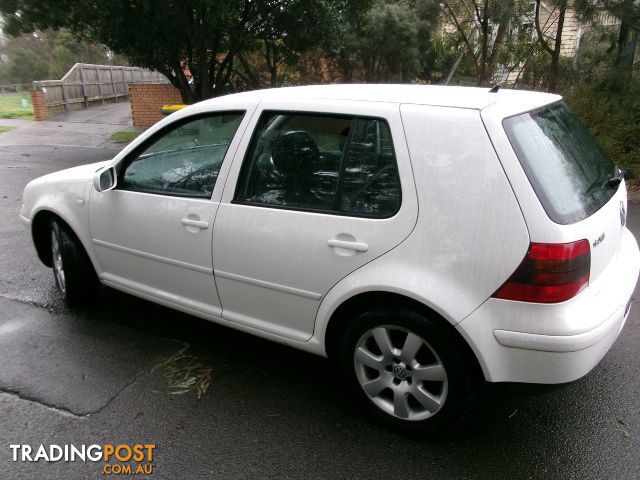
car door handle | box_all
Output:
[181,218,209,229]
[328,239,368,252]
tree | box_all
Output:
[234,1,350,88]
[604,0,639,74]
[0,30,51,83]
[0,28,117,84]
[0,0,354,103]
[324,0,440,83]
[3,47,49,83]
[534,0,567,92]
[442,0,521,85]
[48,29,110,79]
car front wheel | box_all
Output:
[339,306,476,434]
[50,219,98,305]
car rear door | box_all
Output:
[212,99,418,341]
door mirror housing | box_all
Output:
[94,166,117,192]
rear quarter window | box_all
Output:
[503,103,617,225]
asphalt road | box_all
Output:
[0,114,639,479]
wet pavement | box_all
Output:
[48,101,133,126]
[0,102,135,150]
[0,105,639,479]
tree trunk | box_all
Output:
[547,4,566,93]
[616,21,638,76]
[485,21,509,84]
[170,62,194,104]
[477,0,490,85]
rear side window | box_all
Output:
[234,111,401,217]
[504,103,617,225]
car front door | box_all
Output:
[89,110,250,317]
[213,99,418,341]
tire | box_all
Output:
[50,219,99,306]
[338,306,476,435]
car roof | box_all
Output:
[200,84,561,111]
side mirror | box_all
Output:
[93,166,117,192]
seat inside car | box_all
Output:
[270,130,322,207]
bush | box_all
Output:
[559,24,640,178]
[563,79,640,177]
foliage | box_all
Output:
[563,79,640,176]
[322,0,440,83]
[559,25,638,174]
[48,30,111,79]
[571,24,620,83]
[0,28,117,84]
[156,352,212,399]
[356,0,432,82]
[235,1,356,88]
[3,47,49,84]
[514,44,549,89]
[442,0,528,85]
[560,23,640,177]
[0,0,361,103]
[420,33,468,84]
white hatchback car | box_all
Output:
[20,85,640,433]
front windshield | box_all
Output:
[503,102,617,225]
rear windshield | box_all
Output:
[503,102,617,225]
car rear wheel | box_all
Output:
[339,306,476,434]
[50,219,99,305]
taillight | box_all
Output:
[492,240,590,303]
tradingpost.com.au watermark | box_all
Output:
[10,443,156,476]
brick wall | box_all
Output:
[31,90,49,121]
[128,84,183,128]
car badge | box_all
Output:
[620,201,626,227]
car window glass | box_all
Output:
[236,112,401,217]
[236,112,351,210]
[337,118,401,216]
[121,112,243,197]
[504,103,616,224]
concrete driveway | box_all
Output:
[49,101,133,126]
[0,101,134,150]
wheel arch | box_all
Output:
[31,209,57,267]
[323,291,485,382]
[31,208,98,273]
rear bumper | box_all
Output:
[456,227,640,384]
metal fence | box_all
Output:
[33,63,169,111]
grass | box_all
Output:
[110,130,140,143]
[0,126,16,133]
[0,93,34,120]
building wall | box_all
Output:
[128,84,183,128]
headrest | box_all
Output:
[270,130,319,174]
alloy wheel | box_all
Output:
[51,230,66,294]
[353,325,448,421]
